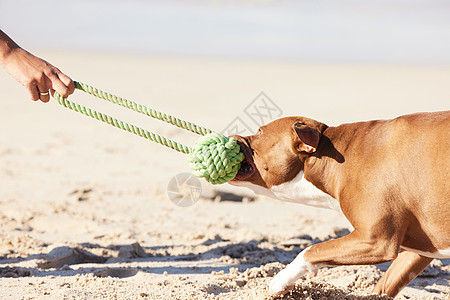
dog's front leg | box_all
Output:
[269,230,400,295]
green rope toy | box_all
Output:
[52,81,244,184]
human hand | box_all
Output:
[2,47,75,103]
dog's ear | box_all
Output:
[293,122,321,153]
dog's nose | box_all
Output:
[230,135,244,147]
[230,135,250,148]
[230,135,244,143]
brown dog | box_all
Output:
[230,111,449,297]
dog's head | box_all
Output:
[230,116,327,189]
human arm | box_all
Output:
[0,30,74,103]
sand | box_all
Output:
[0,51,449,299]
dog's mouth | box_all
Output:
[233,139,256,181]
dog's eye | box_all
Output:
[256,128,263,135]
[295,122,306,128]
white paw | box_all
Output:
[268,246,320,295]
[269,268,296,294]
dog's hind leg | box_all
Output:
[372,250,433,297]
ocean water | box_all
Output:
[1,0,449,63]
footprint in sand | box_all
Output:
[37,247,107,269]
[94,267,139,278]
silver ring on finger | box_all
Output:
[39,91,49,96]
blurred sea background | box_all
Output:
[1,0,450,64]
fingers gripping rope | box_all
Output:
[52,81,244,184]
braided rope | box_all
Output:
[74,81,213,136]
[53,89,191,154]
[52,82,245,184]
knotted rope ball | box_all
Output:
[188,133,245,184]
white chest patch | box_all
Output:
[231,171,340,211]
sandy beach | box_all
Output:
[0,51,449,299]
